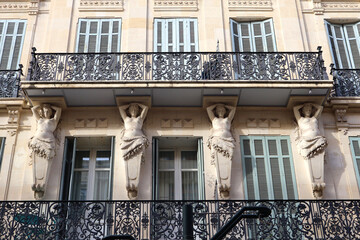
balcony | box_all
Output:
[1,200,359,239]
[0,66,22,98]
[331,65,360,97]
[21,47,332,107]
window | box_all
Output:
[325,21,360,68]
[230,19,276,52]
[350,137,360,191]
[241,136,297,200]
[154,18,199,52]
[0,20,26,70]
[60,137,114,200]
[153,138,204,200]
[76,19,121,53]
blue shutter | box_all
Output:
[76,19,121,53]
[344,22,360,68]
[0,20,26,70]
[0,137,5,171]
[197,138,205,200]
[241,136,298,200]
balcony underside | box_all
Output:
[22,80,332,107]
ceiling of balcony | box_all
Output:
[24,85,330,107]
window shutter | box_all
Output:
[230,19,240,52]
[325,21,340,68]
[0,20,26,70]
[251,22,264,52]
[263,19,276,51]
[350,138,360,192]
[0,138,5,171]
[76,19,121,53]
[60,138,76,200]
[239,23,252,51]
[152,138,159,199]
[333,23,351,68]
[344,23,360,68]
[197,138,205,200]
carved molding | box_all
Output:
[0,0,40,15]
[305,1,360,14]
[154,0,198,11]
[332,105,349,132]
[75,118,108,128]
[79,0,124,12]
[161,118,194,128]
[246,118,281,128]
[228,0,273,11]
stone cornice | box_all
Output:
[0,1,41,15]
[79,0,124,12]
[303,1,360,14]
[228,0,273,11]
[154,0,198,11]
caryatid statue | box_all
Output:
[28,104,61,199]
[294,103,327,198]
[207,104,236,199]
[119,103,149,199]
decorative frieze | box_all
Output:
[79,0,124,12]
[304,1,360,14]
[161,119,194,128]
[0,0,41,15]
[228,0,272,11]
[246,118,281,128]
[154,0,198,11]
[75,118,108,128]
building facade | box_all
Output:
[0,0,360,239]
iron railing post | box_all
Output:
[183,204,194,240]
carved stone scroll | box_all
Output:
[294,103,327,198]
[207,103,236,199]
[119,103,149,199]
[29,104,61,199]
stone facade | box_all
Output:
[0,0,359,201]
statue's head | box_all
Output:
[302,103,313,117]
[128,104,139,117]
[215,105,226,118]
[40,104,53,119]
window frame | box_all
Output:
[0,20,26,70]
[75,18,122,53]
[325,20,360,69]
[349,137,360,191]
[241,135,298,200]
[230,18,277,52]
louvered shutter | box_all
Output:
[326,22,351,68]
[76,19,121,53]
[231,19,276,52]
[0,20,26,70]
[154,19,198,52]
[242,136,297,200]
[344,22,360,68]
[350,138,360,192]
[325,21,340,68]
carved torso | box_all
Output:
[211,117,232,138]
[123,117,144,138]
[298,117,321,138]
[34,118,57,141]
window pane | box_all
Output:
[101,21,109,34]
[283,157,295,199]
[337,39,349,68]
[181,151,197,169]
[0,36,12,69]
[159,151,174,169]
[158,171,174,200]
[96,151,111,168]
[243,139,251,155]
[113,21,119,33]
[10,36,22,69]
[6,22,15,34]
[254,140,263,155]
[90,22,98,33]
[270,157,283,199]
[182,171,198,200]
[71,171,88,200]
[245,157,255,199]
[352,140,360,156]
[75,151,90,168]
[280,140,289,155]
[268,140,277,155]
[94,171,110,200]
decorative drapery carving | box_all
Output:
[119,103,149,199]
[207,104,236,199]
[29,104,61,199]
[294,103,327,198]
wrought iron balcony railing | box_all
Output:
[0,65,22,98]
[331,64,360,97]
[0,200,358,240]
[27,47,326,82]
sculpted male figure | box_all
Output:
[119,103,149,199]
[294,103,327,198]
[207,104,236,198]
[29,104,61,199]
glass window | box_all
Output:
[0,20,26,70]
[241,136,297,200]
[325,21,360,68]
